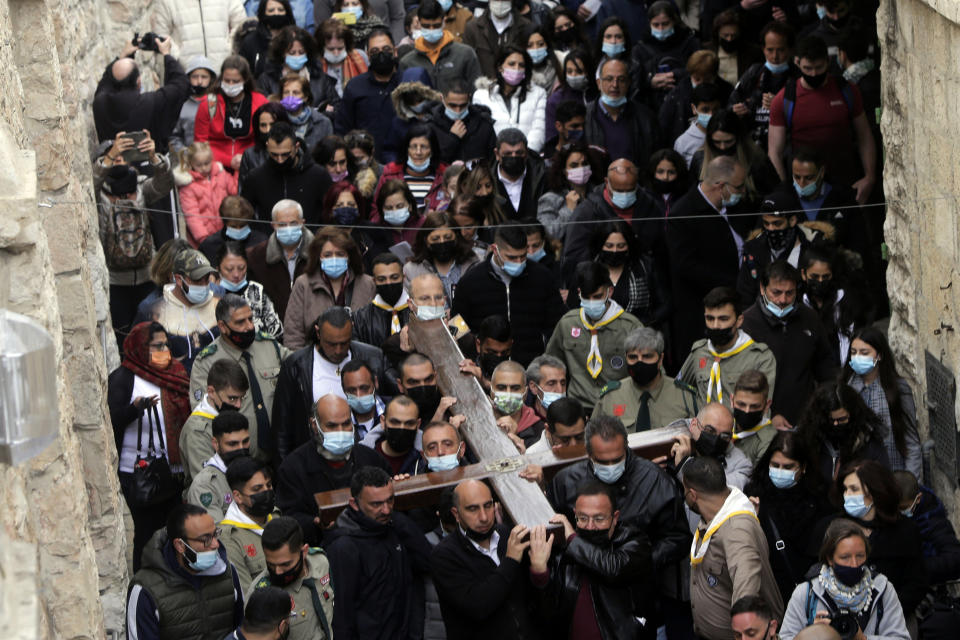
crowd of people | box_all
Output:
[91,0,960,639]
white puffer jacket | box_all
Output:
[152,0,247,70]
[471,77,547,153]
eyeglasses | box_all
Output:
[831,416,850,426]
[701,424,732,442]
[574,514,611,526]
[185,527,222,548]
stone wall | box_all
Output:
[0,0,153,637]
[879,0,960,523]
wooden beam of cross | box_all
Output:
[314,426,686,526]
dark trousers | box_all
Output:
[119,472,183,571]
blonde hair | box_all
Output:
[687,50,719,78]
[179,142,213,171]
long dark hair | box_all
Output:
[646,148,689,191]
[494,45,533,105]
[399,123,441,175]
[546,7,590,52]
[750,430,823,494]
[522,24,561,78]
[588,220,640,261]
[833,459,901,524]
[843,327,909,457]
[545,142,603,192]
[411,211,475,264]
[594,17,632,64]
[798,381,885,466]
[268,25,319,63]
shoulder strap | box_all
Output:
[839,82,854,117]
[805,580,819,626]
[765,512,796,580]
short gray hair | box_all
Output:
[623,327,665,355]
[215,293,251,324]
[271,198,303,221]
[584,414,627,455]
[526,354,566,384]
[704,155,742,183]
[492,360,526,385]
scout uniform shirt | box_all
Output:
[678,331,777,411]
[593,372,699,432]
[251,550,335,640]
[185,452,232,522]
[732,415,776,465]
[545,300,643,411]
[190,332,290,459]
[219,501,278,589]
[179,394,218,485]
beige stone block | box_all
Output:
[55,273,95,331]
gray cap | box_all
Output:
[185,55,217,76]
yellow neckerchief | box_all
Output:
[220,512,274,531]
[706,332,755,402]
[732,418,771,441]
[191,410,216,419]
[371,293,409,335]
[579,306,625,379]
[690,487,757,565]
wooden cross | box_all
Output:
[314,317,685,526]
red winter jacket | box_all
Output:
[193,91,268,170]
[371,161,448,218]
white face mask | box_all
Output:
[221,81,244,97]
[415,304,446,321]
[490,0,512,17]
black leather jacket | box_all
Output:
[272,340,399,459]
[535,525,654,640]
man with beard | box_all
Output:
[351,253,411,348]
[325,467,431,639]
[251,517,334,640]
[531,481,655,639]
[397,353,466,429]
[458,314,513,393]
[240,122,332,225]
[364,395,424,475]
[684,456,783,640]
[275,394,391,544]
[431,479,542,640]
[190,294,290,461]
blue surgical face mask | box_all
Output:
[221,278,248,292]
[696,112,712,128]
[600,92,627,108]
[651,26,674,41]
[445,105,469,121]
[343,5,363,18]
[384,207,411,225]
[528,247,546,262]
[721,185,742,208]
[844,494,872,519]
[422,28,444,44]
[609,188,637,209]
[415,304,446,321]
[601,42,625,57]
[321,257,349,278]
[184,543,218,571]
[346,393,376,414]
[276,225,303,246]
[502,259,526,277]
[849,354,877,376]
[794,179,819,199]
[407,156,431,172]
[184,283,211,305]
[581,297,607,320]
[765,60,790,74]
[538,387,564,409]
[763,295,794,318]
[817,6,828,19]
[437,0,453,10]
[527,47,548,64]
[225,225,251,240]
[321,429,355,455]
[768,466,798,489]
[285,54,309,71]
[427,452,460,472]
[593,458,626,484]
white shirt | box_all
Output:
[498,165,526,213]
[462,527,501,566]
[525,430,552,454]
[312,348,352,403]
[119,376,172,474]
[490,12,512,34]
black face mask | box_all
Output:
[599,250,628,267]
[262,13,292,29]
[428,240,457,263]
[694,429,728,459]
[710,143,737,156]
[245,489,276,518]
[806,279,836,300]
[733,408,764,430]
[226,327,256,350]
[576,527,611,546]
[718,37,739,53]
[377,282,404,306]
[479,352,507,379]
[463,524,494,542]
[651,178,676,194]
[627,360,659,386]
[555,28,577,45]
[220,447,249,465]
[190,83,207,96]
[833,563,865,587]
[802,71,828,89]
[369,51,397,75]
[217,402,240,414]
[273,153,297,172]
[406,384,442,421]
[269,552,304,587]
[385,427,417,452]
[826,15,849,30]
[705,325,736,346]
[474,192,495,208]
[500,155,526,177]
[766,226,796,252]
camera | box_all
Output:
[830,610,859,640]
[132,32,163,52]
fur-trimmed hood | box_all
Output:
[232,17,263,52]
[390,82,443,120]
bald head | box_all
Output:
[314,393,352,429]
[695,402,734,437]
[111,58,139,87]
[704,155,744,185]
[606,159,638,192]
[794,625,842,640]
[409,273,446,312]
[453,479,492,509]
